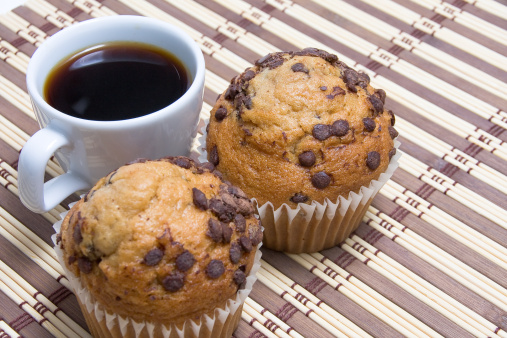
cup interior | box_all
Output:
[27,15,204,124]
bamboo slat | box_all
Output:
[216,0,507,131]
[464,0,507,20]
[270,0,507,102]
[244,297,305,338]
[410,0,507,44]
[341,238,504,338]
[0,260,90,337]
[285,254,443,337]
[0,320,20,338]
[0,279,65,337]
[304,0,507,98]
[257,264,367,337]
[0,0,505,337]
[343,237,507,338]
[360,0,507,70]
[364,210,507,312]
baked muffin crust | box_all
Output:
[58,157,261,324]
[206,48,397,208]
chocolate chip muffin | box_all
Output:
[205,48,399,252]
[56,157,261,337]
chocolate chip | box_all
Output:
[298,151,316,167]
[68,255,76,265]
[388,126,398,139]
[228,186,248,199]
[206,260,225,279]
[255,53,271,65]
[213,169,223,180]
[374,89,386,103]
[326,86,345,99]
[106,170,118,185]
[312,124,332,141]
[311,172,331,189]
[363,117,376,132]
[243,69,255,81]
[358,72,370,88]
[322,51,338,63]
[221,191,237,208]
[197,162,215,173]
[332,119,349,137]
[343,69,359,92]
[290,193,308,203]
[224,82,239,101]
[234,214,246,232]
[388,110,395,126]
[368,95,384,115]
[234,92,253,111]
[176,250,195,272]
[84,189,95,202]
[192,188,208,211]
[173,157,192,169]
[77,257,92,274]
[233,269,246,286]
[144,248,164,266]
[243,128,252,136]
[234,92,245,109]
[236,198,254,216]
[296,48,338,63]
[73,222,83,244]
[207,218,223,242]
[222,223,233,243]
[267,58,284,69]
[249,223,263,246]
[255,52,285,69]
[215,106,227,121]
[239,236,252,252]
[296,47,319,56]
[230,242,242,264]
[320,86,327,91]
[162,271,185,292]
[209,198,236,223]
[366,151,381,170]
[244,96,252,109]
[291,62,309,73]
[209,145,219,166]
[389,148,397,160]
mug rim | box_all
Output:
[26,15,205,130]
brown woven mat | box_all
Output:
[0,0,506,337]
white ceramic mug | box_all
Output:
[18,15,205,213]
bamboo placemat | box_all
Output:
[0,0,505,337]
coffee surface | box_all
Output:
[44,42,189,121]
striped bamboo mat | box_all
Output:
[0,0,506,337]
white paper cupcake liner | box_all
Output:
[198,124,400,253]
[52,204,262,338]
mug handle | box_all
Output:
[18,122,90,213]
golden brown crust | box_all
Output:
[206,49,397,208]
[59,157,260,324]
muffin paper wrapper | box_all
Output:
[52,205,262,338]
[198,125,400,253]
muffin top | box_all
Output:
[206,48,397,208]
[58,157,261,324]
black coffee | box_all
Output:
[44,42,189,121]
